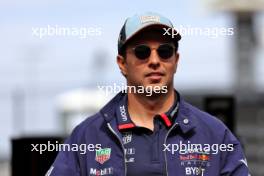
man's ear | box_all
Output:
[174,52,180,73]
[117,55,127,77]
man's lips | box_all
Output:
[145,72,165,77]
[145,72,165,80]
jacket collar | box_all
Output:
[100,91,197,134]
[175,96,197,134]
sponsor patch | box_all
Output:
[122,132,132,144]
[180,154,210,162]
[95,148,111,164]
[140,15,160,24]
[179,151,211,175]
[185,167,206,176]
[89,167,113,175]
[119,105,127,121]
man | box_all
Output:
[47,12,250,176]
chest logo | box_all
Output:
[122,132,132,144]
[95,148,111,164]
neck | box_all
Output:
[127,86,175,130]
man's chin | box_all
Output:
[144,82,166,88]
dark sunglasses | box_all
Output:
[128,43,176,60]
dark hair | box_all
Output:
[119,45,127,58]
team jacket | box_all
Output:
[47,91,250,176]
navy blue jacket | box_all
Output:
[47,92,250,176]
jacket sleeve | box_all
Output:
[45,130,81,176]
[220,129,251,176]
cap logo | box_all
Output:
[140,15,160,24]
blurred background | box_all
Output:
[0,0,264,175]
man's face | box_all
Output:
[117,29,179,93]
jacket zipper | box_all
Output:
[164,122,178,176]
[107,123,127,176]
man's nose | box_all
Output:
[148,49,160,68]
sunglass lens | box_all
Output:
[157,44,174,59]
[134,45,151,60]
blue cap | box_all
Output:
[118,12,181,54]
